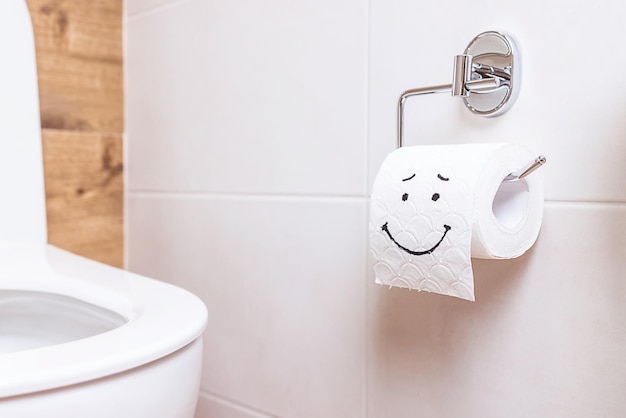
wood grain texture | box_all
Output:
[42,129,124,267]
[27,0,123,132]
[25,0,124,267]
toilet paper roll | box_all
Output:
[369,143,544,301]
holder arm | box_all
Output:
[397,77,499,148]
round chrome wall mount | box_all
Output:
[462,31,520,116]
[397,30,522,147]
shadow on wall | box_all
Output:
[370,243,535,347]
[368,245,535,412]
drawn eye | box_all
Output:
[402,193,409,201]
[431,193,440,201]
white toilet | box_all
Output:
[0,2,207,417]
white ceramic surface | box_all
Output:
[0,243,207,399]
[0,290,126,355]
[0,0,46,244]
[126,0,367,196]
[1,335,203,418]
[128,196,367,418]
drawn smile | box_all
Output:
[381,223,451,256]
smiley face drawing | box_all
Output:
[370,161,474,301]
[369,144,523,301]
[380,173,452,256]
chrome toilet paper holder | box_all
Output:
[398,30,545,181]
[398,30,520,148]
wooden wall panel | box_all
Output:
[27,0,123,132]
[42,130,123,267]
[33,53,123,132]
[25,0,124,267]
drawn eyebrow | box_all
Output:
[402,174,416,182]
[437,174,449,181]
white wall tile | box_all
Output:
[126,0,367,196]
[368,203,626,418]
[128,195,366,418]
[369,0,626,202]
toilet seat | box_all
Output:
[0,2,207,410]
[0,243,207,398]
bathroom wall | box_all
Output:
[26,0,124,267]
[125,0,626,417]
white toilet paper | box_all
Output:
[369,143,544,301]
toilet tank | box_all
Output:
[0,1,47,244]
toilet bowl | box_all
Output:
[0,244,207,417]
[0,2,207,417]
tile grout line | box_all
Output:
[122,0,130,271]
[544,200,626,208]
[127,190,626,207]
[363,0,372,415]
[128,190,369,203]
[198,390,278,418]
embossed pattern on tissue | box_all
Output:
[369,149,475,301]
